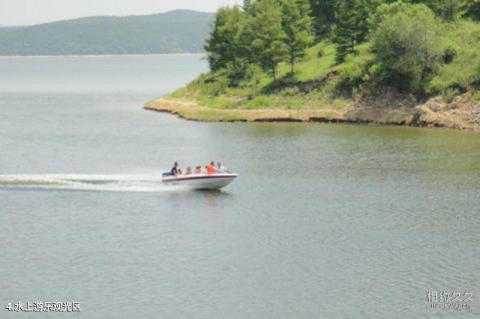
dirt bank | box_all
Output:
[144,91,480,131]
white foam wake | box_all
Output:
[0,174,175,193]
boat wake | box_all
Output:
[0,174,178,193]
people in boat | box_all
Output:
[170,161,226,176]
[216,162,226,173]
[171,161,179,176]
[206,161,216,174]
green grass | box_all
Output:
[169,25,480,111]
[429,21,480,92]
[168,40,370,110]
[279,42,338,81]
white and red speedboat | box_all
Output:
[162,172,238,190]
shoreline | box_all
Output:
[144,98,346,123]
[144,97,480,131]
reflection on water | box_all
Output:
[166,190,232,207]
[245,122,313,137]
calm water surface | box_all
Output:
[0,55,479,319]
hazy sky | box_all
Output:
[0,0,241,26]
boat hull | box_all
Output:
[162,173,238,190]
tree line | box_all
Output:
[206,0,314,82]
[205,0,480,92]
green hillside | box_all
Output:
[146,1,480,130]
[0,10,213,55]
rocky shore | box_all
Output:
[145,90,480,131]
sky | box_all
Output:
[0,0,241,26]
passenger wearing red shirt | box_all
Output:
[206,161,216,174]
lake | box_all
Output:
[1,55,479,318]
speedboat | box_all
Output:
[162,172,238,190]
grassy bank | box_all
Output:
[168,41,358,111]
[145,97,346,122]
[145,39,480,131]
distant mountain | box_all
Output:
[0,10,214,55]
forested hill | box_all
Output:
[0,10,213,55]
[155,1,480,130]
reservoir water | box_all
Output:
[1,55,479,318]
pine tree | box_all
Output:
[282,0,314,73]
[430,0,461,21]
[410,0,462,21]
[308,0,338,37]
[442,0,461,21]
[462,0,480,20]
[243,0,251,12]
[249,0,288,80]
[205,8,230,71]
[204,7,246,74]
[333,0,370,63]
